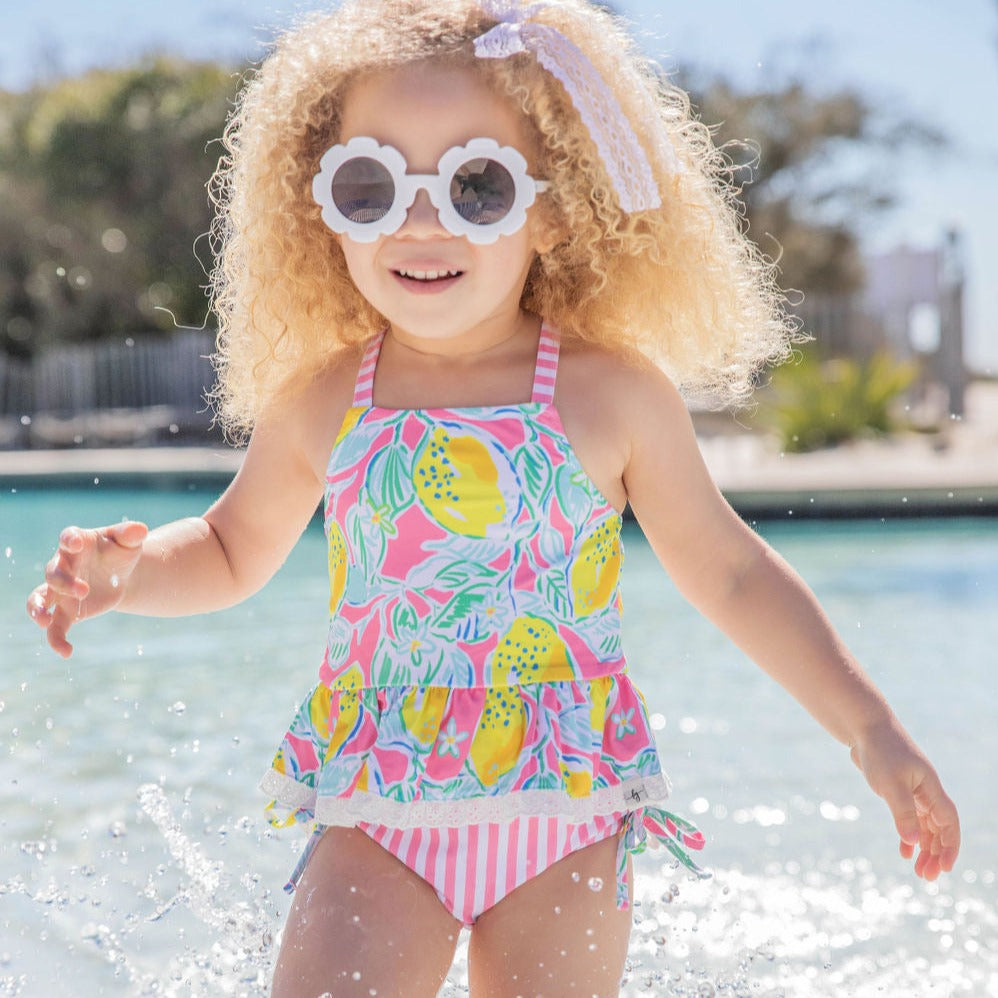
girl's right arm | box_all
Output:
[27,393,329,658]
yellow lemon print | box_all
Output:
[413,426,506,537]
[491,615,575,684]
[308,684,333,740]
[401,686,448,746]
[328,662,364,693]
[589,676,611,734]
[470,687,526,787]
[355,763,369,793]
[327,521,348,616]
[561,766,594,799]
[325,690,360,761]
[334,405,365,447]
[570,519,622,617]
[324,664,365,762]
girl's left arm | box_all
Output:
[620,365,960,880]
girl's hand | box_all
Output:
[850,718,961,881]
[27,521,149,659]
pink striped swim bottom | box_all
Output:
[287,813,625,926]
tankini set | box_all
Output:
[260,325,706,925]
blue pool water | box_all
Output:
[2,488,996,996]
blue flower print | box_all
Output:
[612,708,636,739]
[437,717,469,757]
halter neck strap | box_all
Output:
[352,331,385,408]
[351,324,560,408]
[530,324,560,404]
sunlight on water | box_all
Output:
[3,492,997,995]
[1,783,995,996]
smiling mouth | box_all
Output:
[393,268,464,283]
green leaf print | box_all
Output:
[532,773,561,791]
[368,444,414,513]
[348,502,386,574]
[599,631,622,659]
[554,463,595,525]
[542,573,572,621]
[435,560,499,590]
[391,599,419,635]
[433,584,492,630]
[513,443,552,516]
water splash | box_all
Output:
[1,791,995,996]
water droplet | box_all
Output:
[571,871,580,882]
[587,876,604,892]
[110,575,120,589]
[169,701,186,715]
[351,970,362,981]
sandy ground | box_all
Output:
[2,382,996,516]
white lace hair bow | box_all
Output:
[474,0,678,213]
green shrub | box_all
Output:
[760,349,917,452]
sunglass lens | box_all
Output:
[450,158,515,225]
[331,157,395,223]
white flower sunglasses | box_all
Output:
[312,136,549,244]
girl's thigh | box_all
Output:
[271,826,462,998]
[467,833,632,998]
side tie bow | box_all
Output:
[615,806,711,909]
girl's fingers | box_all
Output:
[58,526,86,553]
[103,520,148,548]
[46,607,75,658]
[27,586,54,626]
[876,764,960,880]
[43,557,90,600]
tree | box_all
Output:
[0,58,240,357]
[681,72,945,295]
[0,48,943,358]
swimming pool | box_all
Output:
[2,488,995,996]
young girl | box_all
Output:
[28,1,960,994]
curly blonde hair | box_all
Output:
[208,0,796,439]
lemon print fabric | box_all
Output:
[571,518,622,616]
[470,687,527,787]
[263,342,671,830]
[327,521,348,615]
[491,614,575,684]
[413,424,515,537]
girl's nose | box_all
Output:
[397,188,449,238]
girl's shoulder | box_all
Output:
[556,335,673,410]
[261,343,368,478]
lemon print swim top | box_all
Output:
[262,325,680,832]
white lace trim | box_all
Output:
[475,1,671,212]
[260,769,672,828]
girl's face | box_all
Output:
[333,62,550,351]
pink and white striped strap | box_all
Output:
[353,325,559,408]
[530,324,560,404]
[352,331,385,408]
